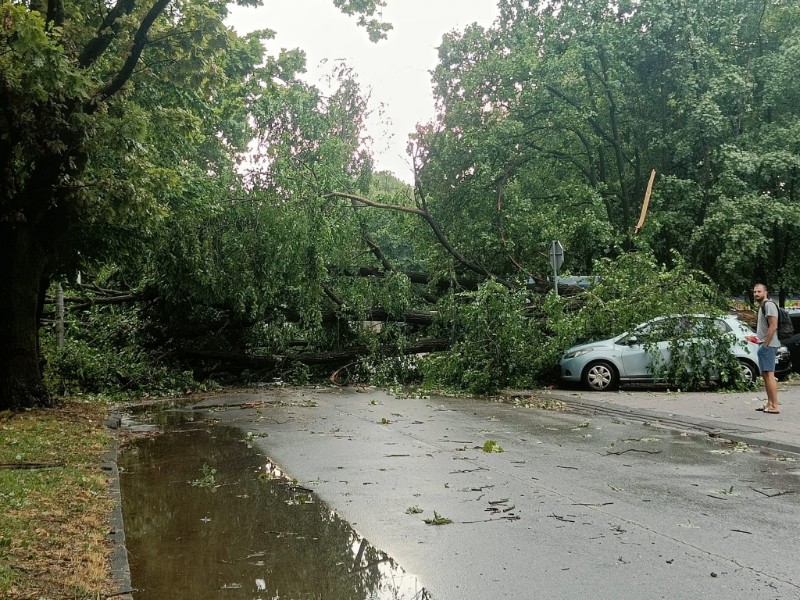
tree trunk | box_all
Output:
[0,224,52,410]
[179,338,452,374]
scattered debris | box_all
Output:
[0,462,65,470]
[485,503,516,514]
[188,464,218,488]
[450,467,487,474]
[750,487,796,498]
[424,511,453,525]
[711,485,735,496]
[481,440,505,453]
[548,513,576,523]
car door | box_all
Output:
[619,318,674,380]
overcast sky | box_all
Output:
[226,0,499,182]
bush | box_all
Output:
[421,280,537,394]
[42,303,210,400]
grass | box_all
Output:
[0,400,117,599]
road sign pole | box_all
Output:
[554,262,559,297]
[549,240,564,297]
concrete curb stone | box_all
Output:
[104,414,134,600]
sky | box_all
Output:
[226,0,500,183]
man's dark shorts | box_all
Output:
[758,344,777,373]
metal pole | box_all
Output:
[554,269,559,297]
[552,241,559,297]
[56,283,64,349]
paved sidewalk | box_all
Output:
[536,379,800,456]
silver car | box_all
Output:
[559,314,791,391]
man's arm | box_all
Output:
[765,308,778,346]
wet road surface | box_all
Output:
[120,414,427,599]
[122,387,800,599]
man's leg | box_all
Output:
[763,371,779,412]
[757,345,780,412]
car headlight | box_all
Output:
[564,348,594,359]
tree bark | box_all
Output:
[0,224,52,410]
[0,0,172,410]
[179,338,452,373]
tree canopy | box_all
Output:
[415,0,800,290]
[4,0,800,409]
[0,0,389,409]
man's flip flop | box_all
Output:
[764,409,781,414]
[755,406,767,411]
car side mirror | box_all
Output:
[626,336,639,346]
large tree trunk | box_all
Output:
[0,224,52,410]
[179,338,452,375]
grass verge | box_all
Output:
[0,400,117,599]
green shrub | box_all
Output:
[421,280,537,394]
[41,303,210,400]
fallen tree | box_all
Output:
[179,338,451,378]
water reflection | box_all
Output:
[119,412,430,599]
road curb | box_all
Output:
[104,415,134,600]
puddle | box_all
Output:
[119,410,430,599]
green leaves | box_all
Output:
[482,440,504,453]
[417,0,800,296]
[332,0,392,41]
[423,511,452,525]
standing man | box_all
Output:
[753,283,781,414]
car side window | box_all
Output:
[648,317,681,342]
[713,319,731,334]
[629,322,655,344]
[686,317,729,339]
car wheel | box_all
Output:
[582,361,618,391]
[737,359,757,384]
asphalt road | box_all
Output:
[190,386,800,600]
[543,378,800,456]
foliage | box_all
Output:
[421,280,537,394]
[370,355,424,388]
[0,0,394,409]
[143,65,404,358]
[423,511,452,525]
[533,251,734,389]
[189,464,219,489]
[638,316,746,390]
[481,440,504,453]
[10,0,800,405]
[415,0,800,296]
[423,251,730,393]
[41,299,212,401]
